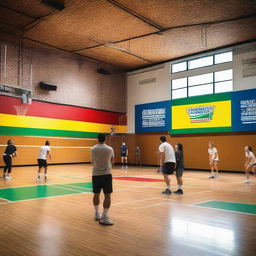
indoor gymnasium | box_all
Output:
[0,1,256,256]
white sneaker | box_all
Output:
[37,177,42,182]
[99,215,114,225]
[94,212,101,221]
[243,179,250,183]
[5,176,12,180]
[208,175,215,178]
[214,174,219,178]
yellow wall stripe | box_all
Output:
[0,114,127,133]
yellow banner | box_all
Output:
[172,100,231,129]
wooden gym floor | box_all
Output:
[0,164,256,256]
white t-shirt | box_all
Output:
[159,142,176,163]
[38,145,50,160]
[208,147,219,161]
[90,143,114,176]
[245,151,256,166]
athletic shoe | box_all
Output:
[5,176,11,180]
[44,176,48,181]
[37,177,42,182]
[174,189,183,194]
[214,174,219,178]
[243,179,250,183]
[99,216,114,225]
[208,175,215,178]
[94,212,101,221]
[162,188,172,194]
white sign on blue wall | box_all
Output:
[135,101,171,132]
[232,88,256,132]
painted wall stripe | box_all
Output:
[0,114,127,133]
[0,95,127,125]
[0,126,98,138]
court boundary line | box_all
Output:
[0,191,92,205]
[191,204,256,216]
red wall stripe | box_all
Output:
[0,95,127,125]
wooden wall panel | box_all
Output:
[134,133,256,172]
[1,133,255,172]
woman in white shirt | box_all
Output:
[208,142,219,178]
[244,146,256,183]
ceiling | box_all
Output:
[0,0,256,70]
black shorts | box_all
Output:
[92,174,113,194]
[37,159,47,168]
[121,153,127,157]
[162,162,175,175]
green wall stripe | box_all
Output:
[172,92,231,106]
[170,127,232,134]
[0,126,98,138]
[194,200,256,215]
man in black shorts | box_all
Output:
[159,136,176,194]
[90,133,114,225]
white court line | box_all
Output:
[0,180,91,190]
[0,192,92,205]
[0,144,91,149]
[53,185,88,193]
[191,204,256,216]
[112,197,171,206]
[137,201,174,209]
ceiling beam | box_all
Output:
[72,13,256,53]
[106,0,164,31]
[0,3,38,19]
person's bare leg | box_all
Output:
[93,193,100,218]
[245,166,250,180]
[214,162,218,176]
[177,176,183,186]
[38,167,42,180]
[44,166,48,181]
[103,193,111,215]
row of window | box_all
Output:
[171,69,233,99]
[171,51,232,73]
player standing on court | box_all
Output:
[3,139,17,180]
[244,146,256,183]
[174,143,184,194]
[37,141,51,182]
[159,136,176,194]
[208,142,219,178]
[91,133,115,225]
[121,142,128,166]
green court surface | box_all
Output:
[0,182,92,202]
[194,200,256,215]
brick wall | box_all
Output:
[0,40,126,113]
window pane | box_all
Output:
[215,51,232,64]
[188,56,213,69]
[172,88,187,99]
[188,73,213,86]
[188,83,213,97]
[172,62,187,73]
[215,81,233,93]
[215,69,232,82]
[172,77,187,89]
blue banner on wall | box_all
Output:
[232,88,256,132]
[135,101,171,132]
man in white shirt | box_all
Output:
[91,133,114,225]
[37,141,51,182]
[159,136,176,194]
